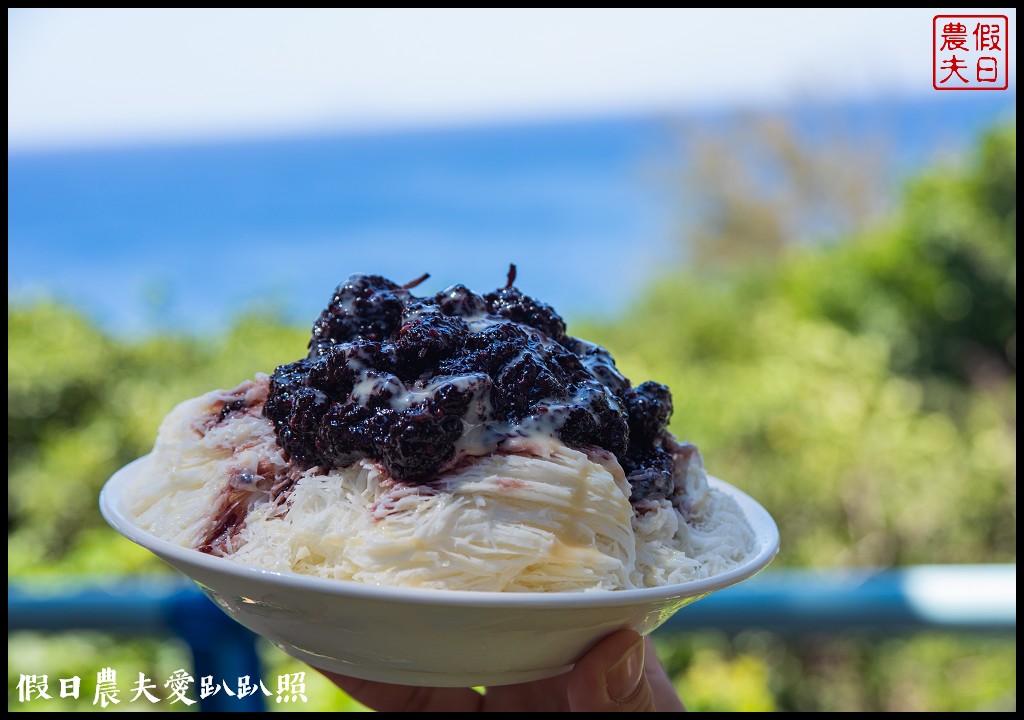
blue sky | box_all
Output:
[8,8,1017,150]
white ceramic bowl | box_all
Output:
[101,456,779,687]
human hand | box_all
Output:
[319,629,686,712]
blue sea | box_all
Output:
[7,95,1015,335]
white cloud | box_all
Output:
[7,8,1017,149]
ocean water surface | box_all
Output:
[8,95,1015,335]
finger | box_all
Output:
[643,639,687,711]
[567,629,659,712]
[482,672,573,712]
[318,669,483,713]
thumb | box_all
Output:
[567,630,656,712]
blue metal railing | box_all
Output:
[8,565,1016,711]
[663,564,1017,634]
[8,579,264,712]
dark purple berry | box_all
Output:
[395,314,468,377]
[309,274,406,354]
[621,446,676,503]
[624,382,673,442]
[265,386,329,466]
[347,340,398,372]
[435,284,488,318]
[484,286,567,343]
[269,358,313,395]
[557,389,629,459]
[306,347,357,399]
[423,376,484,418]
[462,322,531,376]
[317,402,392,466]
[570,338,630,396]
[350,369,405,410]
[483,264,567,342]
[495,351,567,420]
[382,410,461,481]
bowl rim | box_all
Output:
[101,454,779,608]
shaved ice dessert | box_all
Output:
[129,267,754,592]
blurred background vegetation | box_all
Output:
[8,121,1015,711]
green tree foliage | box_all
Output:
[7,308,307,575]
[581,121,1016,568]
[780,121,1015,384]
